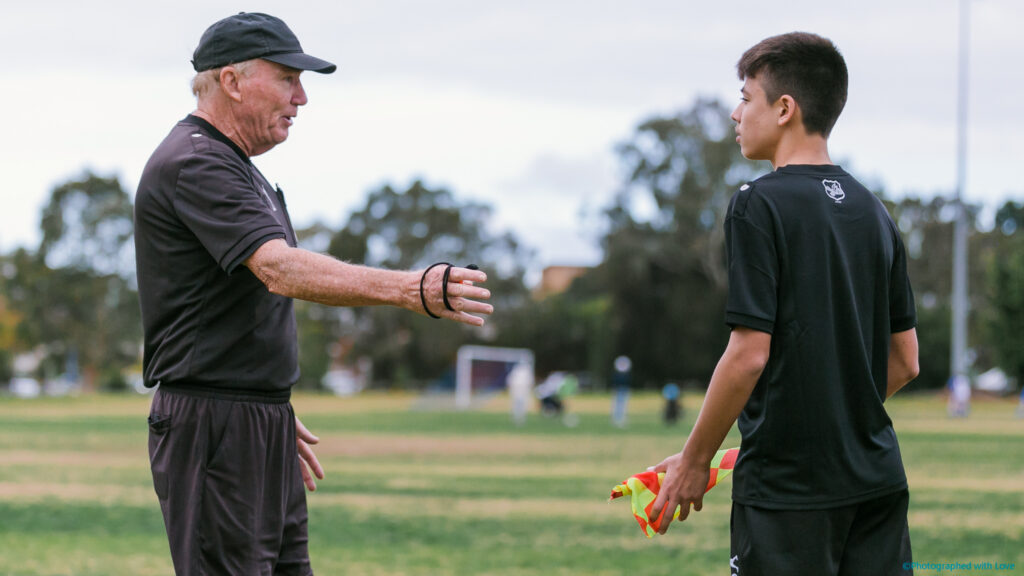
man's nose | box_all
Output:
[293,80,308,106]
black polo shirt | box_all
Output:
[724,164,916,510]
[134,115,299,394]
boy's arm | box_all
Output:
[648,326,771,534]
[886,328,919,399]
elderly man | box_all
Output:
[134,12,492,575]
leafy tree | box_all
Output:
[39,173,136,280]
[983,201,1024,384]
[492,270,613,385]
[597,97,766,387]
[884,195,995,389]
[0,283,19,382]
[4,172,140,390]
[322,180,533,387]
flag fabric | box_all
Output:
[609,447,739,538]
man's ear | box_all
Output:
[776,94,798,127]
[219,66,244,103]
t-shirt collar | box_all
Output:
[776,164,845,175]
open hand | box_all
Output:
[419,265,493,326]
[296,416,325,491]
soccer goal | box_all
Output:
[455,345,534,409]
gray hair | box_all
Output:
[191,59,258,98]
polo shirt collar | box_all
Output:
[182,115,251,164]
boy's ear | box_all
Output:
[776,94,798,127]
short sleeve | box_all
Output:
[724,185,778,334]
[173,148,286,274]
[888,222,917,333]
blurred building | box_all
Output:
[533,265,589,299]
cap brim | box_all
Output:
[263,52,337,74]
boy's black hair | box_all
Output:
[737,32,848,137]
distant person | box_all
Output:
[134,13,492,575]
[646,32,919,576]
[662,382,682,426]
[611,355,632,428]
[536,372,565,417]
[535,371,579,426]
[947,374,971,418]
[507,362,534,426]
[558,372,580,427]
[1016,386,1024,419]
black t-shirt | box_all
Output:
[725,164,916,510]
[134,115,299,394]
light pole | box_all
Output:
[950,0,971,414]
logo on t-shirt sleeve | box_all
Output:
[822,179,845,203]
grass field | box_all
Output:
[0,391,1021,576]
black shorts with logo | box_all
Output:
[730,490,912,576]
[148,386,311,576]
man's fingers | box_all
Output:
[447,267,487,285]
[420,266,493,323]
[439,299,494,326]
[456,300,495,316]
[445,281,491,302]
[298,456,316,491]
[693,498,703,512]
[295,416,323,492]
[448,312,487,327]
[298,441,325,479]
[295,417,319,444]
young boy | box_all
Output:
[648,32,920,575]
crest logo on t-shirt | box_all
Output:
[822,179,845,203]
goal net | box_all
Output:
[455,345,534,409]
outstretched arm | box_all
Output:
[244,238,493,326]
[648,327,771,534]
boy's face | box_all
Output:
[730,75,782,162]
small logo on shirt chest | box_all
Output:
[822,179,845,203]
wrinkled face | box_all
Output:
[235,59,308,156]
[730,76,781,162]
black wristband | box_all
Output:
[420,262,450,319]
[442,263,479,312]
[441,264,455,312]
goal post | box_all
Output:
[455,345,534,410]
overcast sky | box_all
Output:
[1,0,1021,276]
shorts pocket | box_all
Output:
[148,413,172,434]
[147,412,172,500]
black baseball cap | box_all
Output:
[192,12,336,74]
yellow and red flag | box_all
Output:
[609,447,739,538]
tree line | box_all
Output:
[1,98,1021,392]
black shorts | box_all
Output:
[148,386,312,576]
[730,490,912,576]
